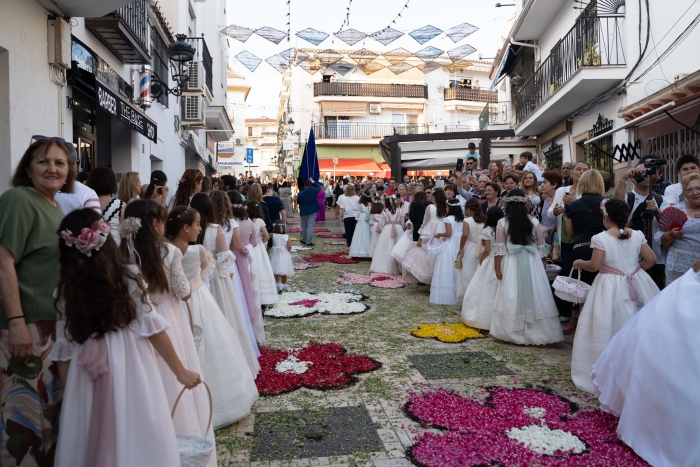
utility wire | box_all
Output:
[336,0,353,33]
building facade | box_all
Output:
[0,0,233,194]
[244,117,279,178]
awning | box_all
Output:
[316,145,385,163]
[321,101,367,116]
[319,158,382,174]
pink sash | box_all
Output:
[599,264,643,308]
[151,290,175,306]
[190,278,205,292]
[386,220,403,239]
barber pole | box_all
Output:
[134,65,152,109]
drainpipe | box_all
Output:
[509,38,540,65]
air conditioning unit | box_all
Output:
[674,73,690,82]
[180,93,206,127]
[369,104,382,114]
[185,61,206,93]
[235,138,243,145]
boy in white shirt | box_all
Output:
[513,151,543,184]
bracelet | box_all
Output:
[6,315,25,322]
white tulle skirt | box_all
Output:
[461,255,498,331]
[250,243,279,305]
[370,228,401,275]
[456,241,479,301]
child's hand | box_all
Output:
[177,370,202,389]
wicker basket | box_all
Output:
[185,301,203,350]
[172,382,214,467]
[552,268,590,304]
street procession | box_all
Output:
[1,0,700,465]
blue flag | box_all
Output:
[298,128,320,185]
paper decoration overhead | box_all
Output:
[266,54,291,74]
[296,28,330,46]
[220,24,256,43]
[314,49,344,67]
[329,60,356,76]
[255,26,288,45]
[448,44,477,62]
[409,25,443,44]
[358,62,386,75]
[445,22,479,43]
[371,27,404,45]
[417,61,443,74]
[387,62,414,75]
[348,48,378,66]
[334,28,367,46]
[384,48,411,66]
[235,50,263,72]
[298,55,325,75]
[415,46,444,64]
[443,60,473,73]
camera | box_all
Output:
[634,157,667,183]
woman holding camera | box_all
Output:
[144,170,169,207]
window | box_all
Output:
[584,114,614,173]
[248,126,253,136]
[150,27,169,107]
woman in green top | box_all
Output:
[0,137,73,465]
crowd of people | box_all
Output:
[1,137,699,466]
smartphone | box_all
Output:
[456,158,464,172]
[156,186,163,194]
[565,191,572,197]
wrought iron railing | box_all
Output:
[313,82,428,98]
[479,103,499,130]
[513,15,625,124]
[444,125,480,133]
[444,87,498,103]
[313,122,430,139]
[187,37,214,96]
[115,0,149,50]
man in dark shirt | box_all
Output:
[409,191,432,241]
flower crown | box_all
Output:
[504,195,528,204]
[447,198,462,206]
[58,220,110,257]
[600,198,609,216]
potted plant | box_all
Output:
[578,44,602,67]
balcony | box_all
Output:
[187,38,214,97]
[512,14,626,135]
[444,87,498,104]
[314,82,428,99]
[85,0,150,64]
[479,102,512,130]
[313,122,430,141]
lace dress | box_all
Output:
[429,216,462,305]
[490,217,564,345]
[204,224,260,377]
[51,266,181,466]
[150,243,216,467]
[181,245,258,428]
[269,233,295,277]
[456,217,484,301]
[369,213,382,257]
[233,217,265,344]
[250,219,279,305]
[370,209,403,275]
[461,227,498,330]
[349,205,371,258]
[279,187,293,217]
[571,231,659,393]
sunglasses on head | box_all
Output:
[31,135,66,144]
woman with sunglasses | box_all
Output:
[656,173,700,284]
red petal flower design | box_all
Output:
[255,342,382,396]
[304,253,358,264]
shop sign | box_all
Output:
[96,81,157,143]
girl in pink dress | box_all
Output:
[316,188,326,222]
[52,208,201,467]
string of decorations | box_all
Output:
[286,0,291,43]
[336,0,353,34]
[384,0,412,30]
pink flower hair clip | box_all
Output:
[58,219,110,257]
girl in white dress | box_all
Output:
[570,198,660,393]
[369,197,384,257]
[370,197,403,274]
[491,189,564,345]
[461,206,504,331]
[209,190,260,377]
[52,208,201,467]
[166,206,258,429]
[456,198,485,301]
[419,189,448,269]
[245,200,280,304]
[269,221,295,288]
[429,198,463,305]
[349,191,372,258]
[120,200,216,467]
[592,262,700,467]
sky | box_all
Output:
[224,0,516,118]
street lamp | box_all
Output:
[151,34,196,97]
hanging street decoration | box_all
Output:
[329,60,357,76]
[266,54,291,74]
[381,0,412,30]
[448,43,478,62]
[315,49,344,67]
[387,62,414,75]
[220,24,256,43]
[417,61,443,74]
[286,0,291,43]
[255,26,288,45]
[358,62,386,75]
[384,47,412,66]
[409,25,443,44]
[336,0,354,34]
[235,50,263,72]
[349,48,378,66]
[370,27,404,46]
[443,60,473,73]
[298,55,325,75]
[415,46,444,64]
[334,28,368,46]
[445,22,479,42]
[296,28,330,46]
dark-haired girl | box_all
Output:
[429,198,464,305]
[457,198,485,300]
[370,197,403,274]
[168,168,202,211]
[120,200,217,466]
[245,200,279,304]
[461,206,504,331]
[165,206,258,428]
[490,189,564,345]
[570,197,659,394]
[349,191,372,258]
[143,170,169,207]
[369,196,384,257]
[52,208,200,466]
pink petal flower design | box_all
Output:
[290,299,321,308]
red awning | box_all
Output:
[318,158,383,175]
